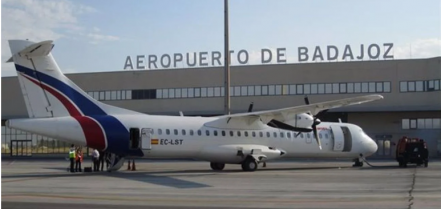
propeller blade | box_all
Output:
[304,96,310,105]
[248,102,254,112]
[315,109,329,118]
[312,125,322,150]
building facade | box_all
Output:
[2,57,441,158]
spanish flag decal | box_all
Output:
[151,139,159,145]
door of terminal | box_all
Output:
[375,137,392,158]
[10,140,32,157]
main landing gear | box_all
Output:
[210,162,225,171]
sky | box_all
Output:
[1,0,440,77]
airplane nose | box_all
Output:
[363,138,378,156]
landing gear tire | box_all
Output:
[210,162,225,171]
[352,158,364,167]
[241,158,258,172]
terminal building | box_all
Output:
[2,56,441,158]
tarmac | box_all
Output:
[1,159,441,209]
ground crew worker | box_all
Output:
[92,149,100,172]
[99,150,105,171]
[75,148,83,172]
[68,144,76,172]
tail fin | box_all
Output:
[7,39,140,118]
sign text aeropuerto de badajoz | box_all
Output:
[123,43,394,70]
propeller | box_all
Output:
[304,95,329,150]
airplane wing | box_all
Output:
[206,94,383,127]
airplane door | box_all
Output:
[141,128,153,150]
[330,125,344,151]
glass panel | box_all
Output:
[275,85,282,95]
[230,131,234,137]
[234,86,240,96]
[93,92,99,100]
[362,82,369,93]
[162,88,169,98]
[215,87,221,97]
[425,119,433,129]
[325,84,332,94]
[175,89,181,98]
[254,86,261,96]
[206,130,210,136]
[416,81,424,92]
[201,87,207,97]
[190,130,194,135]
[417,119,425,129]
[400,81,407,92]
[248,86,254,96]
[369,82,375,93]
[408,81,415,92]
[262,86,268,95]
[297,84,303,94]
[117,91,121,100]
[347,83,354,93]
[339,83,346,93]
[155,89,162,99]
[289,85,296,95]
[428,80,435,90]
[402,119,409,129]
[207,87,214,97]
[241,86,247,96]
[433,118,441,129]
[377,140,384,156]
[221,87,225,96]
[410,119,417,129]
[105,91,111,100]
[99,92,105,100]
[332,83,339,94]
[311,84,318,94]
[268,85,275,95]
[188,88,195,97]
[169,89,175,98]
[376,82,383,92]
[282,85,289,95]
[126,90,132,99]
[304,84,310,94]
[111,91,117,100]
[182,88,188,98]
[354,83,361,93]
[318,84,325,94]
[435,80,440,90]
[194,88,200,97]
[182,129,186,135]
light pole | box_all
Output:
[224,0,231,115]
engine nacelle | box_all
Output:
[199,144,286,164]
[283,113,314,131]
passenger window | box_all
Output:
[206,130,210,136]
[237,131,241,137]
[252,132,256,137]
[190,130,194,136]
[273,132,277,138]
[307,133,310,138]
[158,129,162,135]
[182,129,186,135]
[266,132,270,137]
[300,133,304,138]
[259,132,263,137]
[319,133,322,138]
[174,129,178,135]
[214,130,218,136]
[197,130,201,136]
[280,132,284,138]
[222,131,226,136]
[287,132,291,138]
[166,129,170,135]
[245,131,248,137]
[230,131,234,137]
[325,133,328,138]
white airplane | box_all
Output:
[5,40,381,172]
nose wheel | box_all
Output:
[352,158,364,167]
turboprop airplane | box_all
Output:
[6,39,381,172]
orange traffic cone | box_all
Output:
[131,159,136,171]
[127,160,131,170]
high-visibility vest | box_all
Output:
[69,150,76,158]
